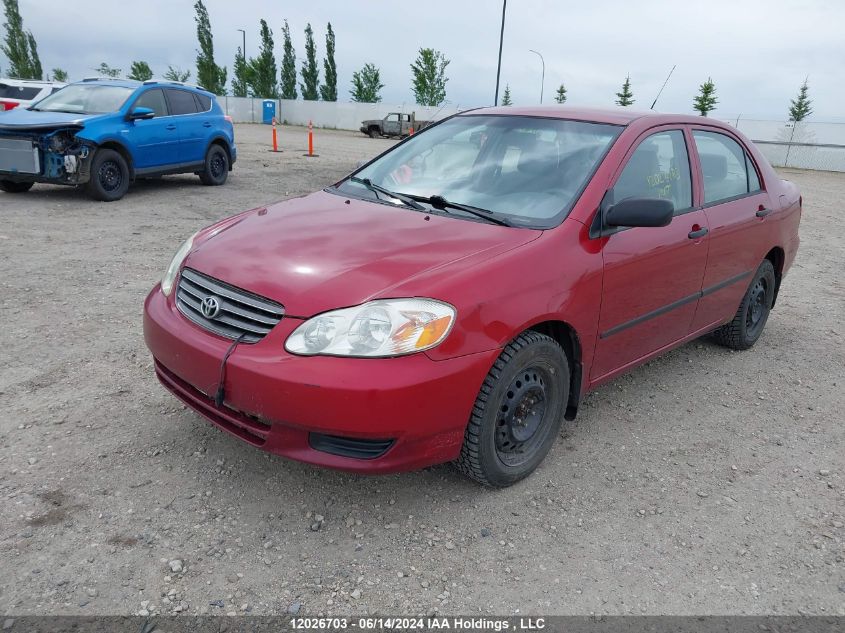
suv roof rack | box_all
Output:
[142,79,208,91]
[81,76,137,83]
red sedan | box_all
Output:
[143,107,801,487]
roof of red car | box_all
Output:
[462,105,714,127]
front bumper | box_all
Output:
[143,286,497,473]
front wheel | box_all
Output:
[199,145,229,186]
[711,259,776,350]
[455,331,569,487]
[86,149,130,201]
[368,128,380,139]
[0,180,34,193]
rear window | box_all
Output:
[0,83,42,100]
[166,89,198,115]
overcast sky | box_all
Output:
[11,0,843,120]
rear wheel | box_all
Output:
[199,145,229,186]
[86,149,130,201]
[711,259,776,350]
[455,331,569,487]
[0,180,34,193]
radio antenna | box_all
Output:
[650,65,676,110]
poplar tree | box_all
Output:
[280,20,297,99]
[1,0,42,79]
[128,61,153,82]
[300,23,320,100]
[319,23,337,101]
[410,48,449,107]
[247,19,278,98]
[350,63,384,103]
[194,0,227,94]
[232,47,248,97]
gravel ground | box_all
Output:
[1,124,843,617]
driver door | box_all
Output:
[591,127,710,380]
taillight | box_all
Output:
[224,115,233,123]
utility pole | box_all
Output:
[528,49,545,103]
[494,0,507,105]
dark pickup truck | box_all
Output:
[360,112,432,138]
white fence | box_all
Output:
[220,96,463,130]
[220,96,845,172]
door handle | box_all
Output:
[756,207,772,217]
[203,121,212,128]
[165,124,177,131]
[688,227,709,239]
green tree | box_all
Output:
[128,61,153,82]
[194,0,226,94]
[163,65,190,82]
[788,77,813,122]
[232,47,248,97]
[693,77,718,116]
[280,19,297,99]
[615,75,634,106]
[319,22,337,101]
[501,84,512,106]
[51,68,68,82]
[554,83,567,104]
[246,19,278,98]
[350,63,383,103]
[95,62,122,78]
[410,47,449,107]
[1,0,42,79]
[299,23,319,100]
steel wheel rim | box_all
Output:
[745,278,769,336]
[495,366,552,467]
[98,160,122,192]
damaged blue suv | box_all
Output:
[0,78,236,201]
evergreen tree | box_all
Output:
[128,61,153,82]
[300,23,319,100]
[163,65,190,82]
[615,75,634,106]
[350,63,384,103]
[319,23,337,101]
[232,47,248,97]
[280,20,297,99]
[51,68,68,82]
[410,47,449,107]
[788,78,813,122]
[1,0,41,79]
[501,84,512,106]
[194,0,227,94]
[554,84,567,104]
[246,19,278,98]
[95,62,122,78]
[693,77,718,116]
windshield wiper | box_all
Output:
[349,176,425,210]
[408,194,512,227]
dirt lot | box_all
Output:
[1,124,843,617]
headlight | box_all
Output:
[161,232,197,296]
[285,298,456,357]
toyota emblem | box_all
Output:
[200,296,221,319]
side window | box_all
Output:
[134,89,168,117]
[611,130,692,213]
[693,130,756,203]
[166,89,199,115]
[193,93,211,112]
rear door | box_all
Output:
[164,88,204,164]
[591,127,710,380]
[127,88,180,169]
[688,129,774,330]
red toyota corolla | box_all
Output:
[143,107,801,487]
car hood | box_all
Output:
[0,108,100,131]
[185,190,541,317]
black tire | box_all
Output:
[711,259,776,350]
[199,145,229,186]
[455,331,569,487]
[0,180,34,193]
[86,149,130,201]
[369,127,380,139]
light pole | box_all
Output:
[494,0,507,105]
[528,49,545,104]
[237,29,246,59]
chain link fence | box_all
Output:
[724,119,845,172]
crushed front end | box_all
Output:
[0,124,94,186]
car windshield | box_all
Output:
[335,114,622,228]
[30,84,133,115]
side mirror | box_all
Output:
[605,197,674,228]
[128,106,155,121]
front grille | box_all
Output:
[176,268,284,343]
[309,433,395,460]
